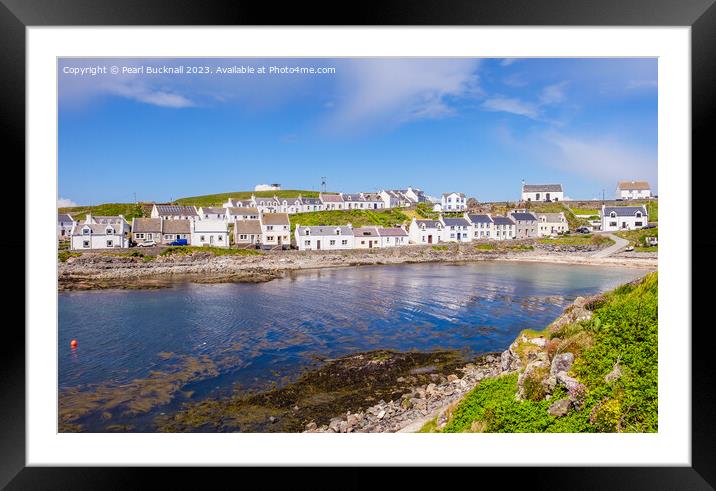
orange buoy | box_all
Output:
[70,339,78,348]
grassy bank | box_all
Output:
[290,208,409,232]
[615,227,658,249]
[160,246,263,257]
[426,272,657,433]
[176,189,320,207]
[537,234,614,247]
[59,203,145,221]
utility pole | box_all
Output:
[602,189,605,205]
[321,177,326,193]
[133,192,137,204]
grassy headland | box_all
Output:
[290,209,409,233]
[424,272,657,433]
[59,203,146,221]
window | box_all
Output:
[342,240,348,245]
[106,240,113,247]
[218,236,223,241]
[240,234,247,240]
[267,236,274,241]
[635,222,643,227]
[330,240,336,246]
[609,222,617,227]
[267,225,273,231]
[136,233,144,239]
[200,235,205,242]
[82,240,90,248]
[82,228,90,235]
[304,240,310,246]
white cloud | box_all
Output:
[254,184,276,191]
[539,82,569,105]
[482,97,539,119]
[500,58,517,67]
[626,80,657,89]
[109,82,195,108]
[58,197,78,208]
[328,59,482,131]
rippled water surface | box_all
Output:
[58,262,646,430]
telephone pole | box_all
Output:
[321,177,327,193]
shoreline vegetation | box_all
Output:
[58,241,656,292]
[59,272,656,433]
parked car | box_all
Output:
[576,226,591,234]
[625,245,635,252]
[168,239,188,246]
[136,240,157,247]
[642,224,656,229]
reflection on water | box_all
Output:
[59,262,646,430]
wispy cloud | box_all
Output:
[109,82,195,108]
[327,59,482,132]
[539,81,569,105]
[58,197,78,208]
[500,58,517,67]
[626,79,657,89]
[482,97,539,119]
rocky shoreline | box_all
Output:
[58,242,657,291]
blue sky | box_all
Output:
[58,58,657,206]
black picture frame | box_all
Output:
[3,0,711,488]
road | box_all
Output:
[591,232,629,258]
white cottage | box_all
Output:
[521,184,564,202]
[70,214,131,250]
[353,226,381,249]
[440,216,471,242]
[535,212,568,237]
[360,193,385,210]
[58,213,75,241]
[191,219,229,248]
[441,192,467,212]
[234,219,262,247]
[492,216,516,240]
[408,218,443,245]
[616,181,652,200]
[601,205,648,231]
[197,207,226,220]
[295,225,355,251]
[377,227,409,247]
[466,214,494,240]
[260,213,291,249]
[225,206,260,222]
[320,193,345,210]
[151,204,199,221]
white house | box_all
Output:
[616,181,652,200]
[440,216,471,242]
[161,219,192,245]
[70,214,131,250]
[320,193,345,210]
[353,226,381,249]
[225,206,260,222]
[131,217,162,245]
[191,219,229,248]
[222,198,251,208]
[342,193,367,210]
[535,212,568,237]
[151,204,199,221]
[441,192,467,212]
[58,213,75,241]
[252,196,281,214]
[601,205,648,231]
[466,214,494,240]
[197,207,226,220]
[521,184,564,202]
[297,196,324,213]
[492,216,516,240]
[260,213,291,249]
[377,227,409,247]
[403,187,428,203]
[508,210,538,238]
[408,218,443,245]
[360,192,385,210]
[234,219,262,247]
[295,225,355,251]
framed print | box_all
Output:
[3,0,713,487]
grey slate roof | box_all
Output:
[261,213,290,226]
[58,213,74,223]
[510,212,537,221]
[377,227,408,237]
[537,213,565,222]
[442,217,470,227]
[361,193,383,201]
[299,197,322,205]
[155,205,198,216]
[523,184,563,192]
[226,207,259,215]
[492,216,515,226]
[603,206,648,217]
[353,226,379,237]
[296,225,354,236]
[342,193,365,201]
[132,218,162,233]
[72,223,122,236]
[161,220,191,234]
[415,219,441,228]
[200,207,225,215]
[467,214,493,224]
[442,192,466,198]
[235,220,262,235]
[320,194,344,203]
[616,181,650,190]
